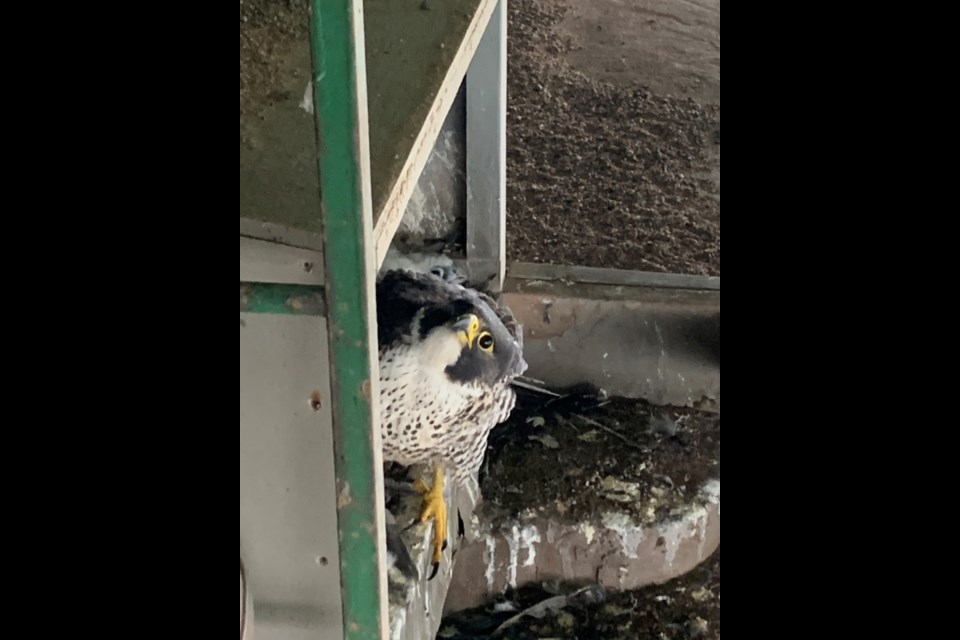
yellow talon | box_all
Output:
[416,467,448,578]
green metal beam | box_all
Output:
[239,283,327,316]
[311,1,388,639]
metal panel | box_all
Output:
[241,218,325,253]
[240,313,344,640]
[466,0,507,290]
[240,237,326,286]
[241,560,253,640]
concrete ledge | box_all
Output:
[501,278,719,410]
[508,261,720,291]
[445,480,719,613]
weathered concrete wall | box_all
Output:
[392,85,468,253]
[502,273,720,410]
[446,481,719,613]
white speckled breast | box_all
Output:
[379,345,517,483]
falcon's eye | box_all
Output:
[478,332,495,353]
[430,267,445,278]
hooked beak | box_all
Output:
[453,314,481,349]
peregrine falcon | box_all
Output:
[377,268,527,577]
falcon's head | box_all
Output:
[414,296,526,386]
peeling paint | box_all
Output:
[507,526,520,588]
[580,523,596,545]
[601,512,646,559]
[656,481,721,568]
[424,565,433,619]
[484,535,497,593]
[337,482,353,509]
[657,518,685,568]
[300,81,314,114]
[502,524,543,587]
[697,480,720,561]
[694,507,710,562]
[520,525,541,567]
[701,479,721,515]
